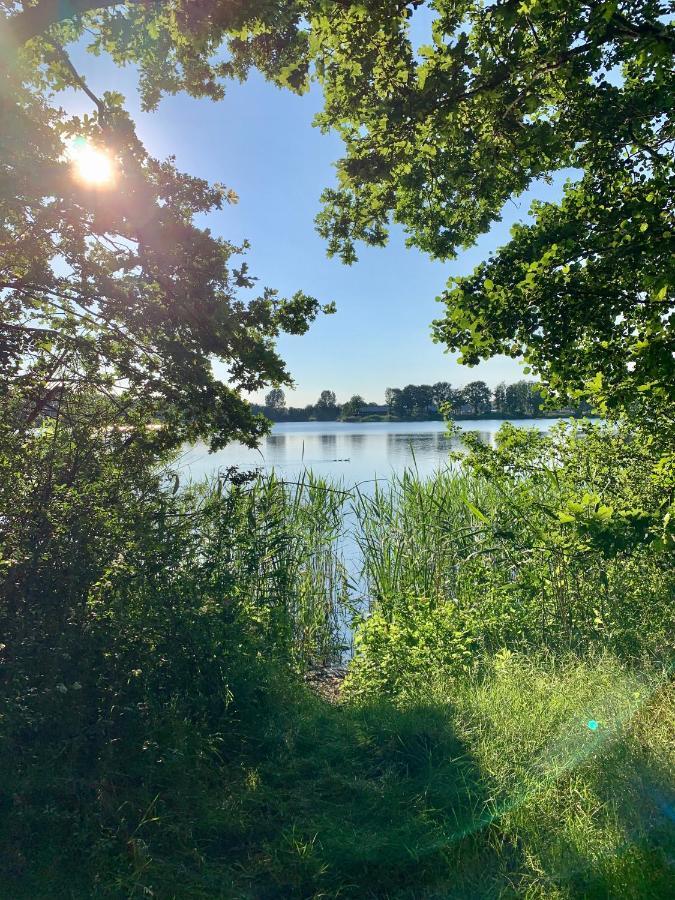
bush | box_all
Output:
[346,422,673,696]
[343,594,476,701]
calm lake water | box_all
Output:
[176,419,573,487]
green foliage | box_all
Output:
[264,387,287,410]
[345,422,673,700]
[261,378,565,423]
[307,0,674,417]
[5,1,672,419]
[0,402,348,849]
[3,2,672,425]
[1,5,672,896]
[435,171,675,421]
[461,380,492,416]
[314,388,339,420]
[465,419,674,555]
[345,593,476,700]
[1,408,672,896]
[503,379,545,416]
[1,6,332,451]
[340,393,366,418]
[385,379,556,418]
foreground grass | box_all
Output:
[3,656,673,898]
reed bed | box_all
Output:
[188,469,351,665]
[191,467,496,664]
[203,461,671,668]
[350,467,498,608]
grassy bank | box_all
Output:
[1,421,672,897]
[4,655,672,898]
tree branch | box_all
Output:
[3,0,149,46]
[49,41,106,116]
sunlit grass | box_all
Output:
[73,655,673,898]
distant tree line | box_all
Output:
[256,381,592,422]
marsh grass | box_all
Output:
[182,460,670,668]
[185,469,352,666]
[350,467,496,607]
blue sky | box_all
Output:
[66,40,571,407]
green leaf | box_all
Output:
[464,500,490,523]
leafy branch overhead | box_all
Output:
[0,1,330,450]
[304,1,673,417]
[1,0,673,428]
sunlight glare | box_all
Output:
[69,137,115,187]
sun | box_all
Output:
[69,138,115,187]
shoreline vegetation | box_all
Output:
[289,411,596,424]
[255,379,594,424]
[3,419,672,898]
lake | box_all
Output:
[175,418,574,487]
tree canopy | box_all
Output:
[342,394,366,417]
[264,388,287,410]
[0,1,331,450]
[1,0,673,427]
[306,0,673,418]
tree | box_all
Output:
[265,388,286,410]
[387,388,404,417]
[462,381,492,416]
[280,0,658,426]
[265,388,286,411]
[529,384,545,417]
[447,389,467,416]
[341,394,365,418]
[432,382,453,408]
[384,387,397,415]
[316,390,337,408]
[304,1,673,420]
[493,383,507,415]
[501,381,546,417]
[4,1,672,422]
[396,386,412,417]
[504,381,531,417]
[433,169,674,423]
[314,389,338,420]
[397,384,434,418]
[415,384,435,417]
[0,3,332,452]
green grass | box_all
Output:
[5,655,671,898]
[2,450,672,898]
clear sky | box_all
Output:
[65,39,571,407]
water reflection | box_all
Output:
[347,433,367,448]
[386,430,457,461]
[266,434,287,449]
[178,419,573,486]
[319,433,337,450]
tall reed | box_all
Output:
[193,470,351,665]
[189,456,671,668]
[350,468,498,608]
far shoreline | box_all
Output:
[265,413,599,425]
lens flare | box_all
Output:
[69,137,115,186]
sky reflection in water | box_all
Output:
[176,419,570,487]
